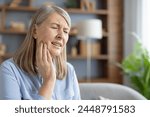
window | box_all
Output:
[141,0,150,52]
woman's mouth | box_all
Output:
[51,41,62,48]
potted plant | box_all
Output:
[119,35,150,99]
[64,0,78,8]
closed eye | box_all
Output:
[64,30,69,34]
[51,23,59,29]
[51,26,58,29]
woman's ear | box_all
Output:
[33,24,38,39]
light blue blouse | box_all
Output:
[0,58,81,100]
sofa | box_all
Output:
[79,83,147,100]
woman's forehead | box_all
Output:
[45,13,70,27]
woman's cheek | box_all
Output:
[41,36,51,43]
[65,37,69,44]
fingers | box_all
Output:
[47,48,52,63]
[36,42,56,80]
[36,41,52,67]
[43,43,47,62]
[38,42,52,62]
[36,42,43,65]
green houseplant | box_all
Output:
[120,35,150,99]
[64,0,78,8]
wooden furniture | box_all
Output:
[0,0,123,84]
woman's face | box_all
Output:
[35,12,70,56]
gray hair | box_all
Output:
[13,3,70,78]
[32,3,71,27]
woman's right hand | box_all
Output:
[36,41,56,99]
[36,41,56,82]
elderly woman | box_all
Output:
[0,3,80,100]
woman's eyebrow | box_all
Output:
[64,27,70,31]
[51,23,70,30]
[50,23,59,26]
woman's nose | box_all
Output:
[57,29,64,39]
[56,34,62,39]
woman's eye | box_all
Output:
[64,30,68,34]
[51,26,58,29]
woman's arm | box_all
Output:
[0,64,21,100]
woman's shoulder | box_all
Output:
[0,58,15,67]
[66,62,76,78]
[67,62,75,71]
[0,58,17,71]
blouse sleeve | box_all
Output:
[0,64,21,100]
[72,67,81,100]
[0,62,45,100]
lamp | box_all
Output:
[77,19,102,80]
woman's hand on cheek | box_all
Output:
[36,42,56,99]
[36,42,56,83]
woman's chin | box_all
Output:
[51,51,61,57]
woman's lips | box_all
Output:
[51,41,62,48]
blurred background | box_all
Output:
[0,0,150,89]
